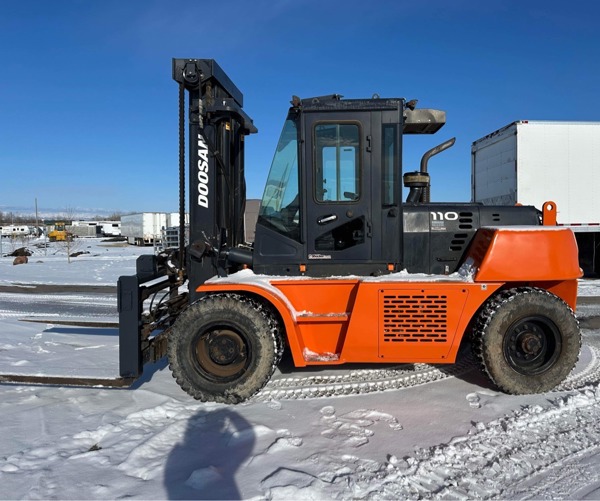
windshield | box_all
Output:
[258,117,300,241]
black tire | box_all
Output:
[472,287,581,394]
[167,293,279,403]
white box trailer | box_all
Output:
[120,213,169,246]
[70,221,99,238]
[472,120,600,275]
[160,213,190,250]
[70,220,121,237]
[98,221,121,237]
[0,225,31,237]
[167,212,189,228]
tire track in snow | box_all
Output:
[501,446,600,500]
[391,385,600,501]
[253,353,477,402]
[261,385,600,500]
[254,345,600,402]
[0,292,116,320]
[557,346,600,391]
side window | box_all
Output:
[382,125,397,205]
[258,118,301,241]
[315,123,360,202]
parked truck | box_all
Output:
[472,120,600,276]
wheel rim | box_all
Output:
[193,328,250,382]
[503,316,562,376]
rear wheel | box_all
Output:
[168,293,279,403]
[472,287,580,394]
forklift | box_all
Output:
[113,59,581,403]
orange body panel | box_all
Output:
[198,226,582,368]
[531,280,579,311]
[333,281,504,364]
[466,227,581,308]
[199,278,503,366]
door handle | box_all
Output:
[317,214,338,225]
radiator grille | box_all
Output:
[382,294,448,343]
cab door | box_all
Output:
[305,114,372,263]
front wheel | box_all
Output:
[472,287,581,394]
[167,293,280,403]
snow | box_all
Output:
[302,347,340,362]
[209,265,475,286]
[0,239,148,286]
[2,237,600,499]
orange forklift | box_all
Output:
[115,59,581,403]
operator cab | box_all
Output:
[253,95,446,276]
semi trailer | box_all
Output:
[472,120,600,275]
[121,212,184,246]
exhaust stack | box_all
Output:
[404,137,456,203]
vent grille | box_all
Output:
[449,233,469,252]
[382,294,448,343]
[458,212,474,230]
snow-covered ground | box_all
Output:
[1,238,600,499]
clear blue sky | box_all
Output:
[1,0,599,216]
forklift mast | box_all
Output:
[117,60,256,381]
[172,59,257,300]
